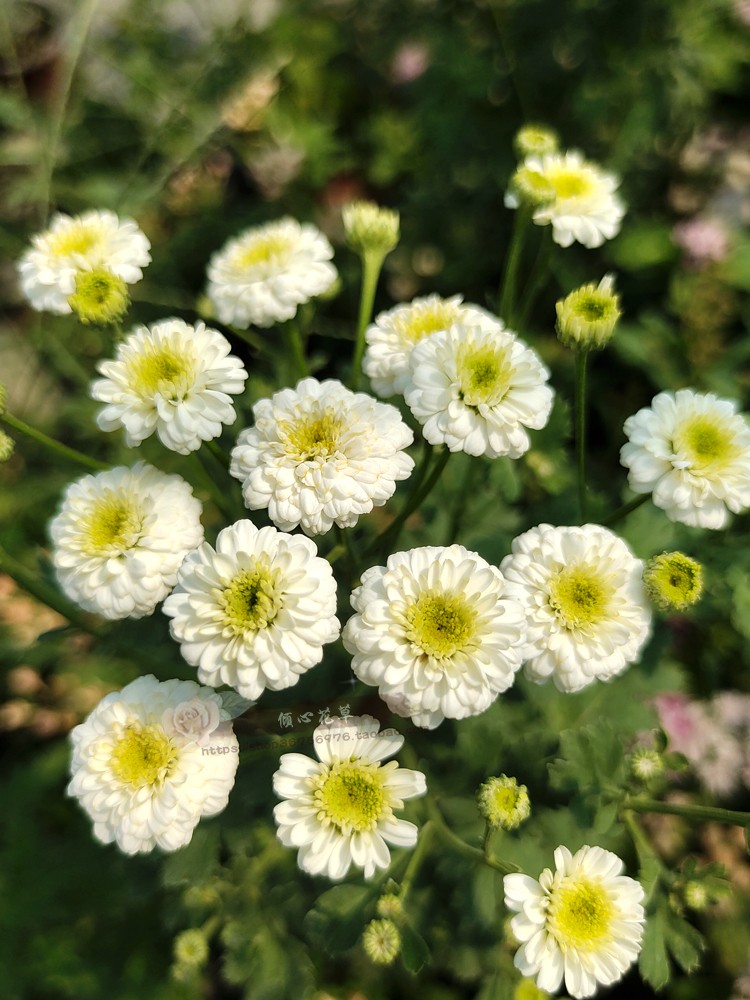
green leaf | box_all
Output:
[639,909,671,991]
[304,884,372,954]
[161,823,220,888]
[400,923,431,974]
[664,912,705,974]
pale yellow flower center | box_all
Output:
[404,590,477,658]
[234,233,293,270]
[110,724,178,788]
[281,410,343,461]
[50,224,101,258]
[548,168,595,200]
[220,563,282,633]
[548,565,613,629]
[315,761,386,833]
[395,302,461,345]
[128,345,195,399]
[68,268,129,325]
[548,876,614,949]
[83,491,142,555]
[457,343,513,407]
[675,414,739,473]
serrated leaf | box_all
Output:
[161,823,220,888]
[400,923,431,974]
[304,884,372,954]
[639,910,670,991]
[664,913,705,974]
[592,799,619,836]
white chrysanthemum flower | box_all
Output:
[620,389,750,529]
[362,293,499,397]
[504,845,645,998]
[67,675,238,854]
[500,524,652,693]
[92,318,248,455]
[206,217,337,328]
[230,377,414,536]
[342,544,527,729]
[162,519,340,700]
[17,209,151,314]
[404,322,554,458]
[506,151,625,249]
[273,714,426,880]
[50,462,203,620]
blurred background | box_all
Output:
[1,0,750,997]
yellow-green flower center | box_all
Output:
[548,565,613,629]
[234,233,292,270]
[549,168,594,200]
[220,563,282,633]
[129,345,194,399]
[675,415,739,472]
[50,224,101,258]
[68,268,129,325]
[281,410,343,461]
[83,491,142,555]
[457,343,513,407]
[315,761,386,833]
[110,724,178,788]
[404,590,477,658]
[395,302,461,345]
[548,876,614,949]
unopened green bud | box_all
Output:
[514,124,559,159]
[68,267,129,325]
[173,928,209,969]
[0,430,14,462]
[683,881,709,911]
[477,774,530,830]
[629,747,665,783]
[507,164,556,208]
[376,893,404,922]
[343,200,400,259]
[556,275,621,350]
[644,552,703,612]
[362,918,400,965]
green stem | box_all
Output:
[374,447,451,559]
[40,0,101,221]
[334,524,361,586]
[205,438,230,472]
[350,252,383,391]
[445,457,479,545]
[499,207,530,326]
[622,810,662,904]
[400,820,434,900]
[574,349,589,522]
[0,543,105,636]
[516,228,552,330]
[625,796,750,828]
[427,799,519,876]
[227,324,266,355]
[283,319,309,383]
[1,411,108,471]
[602,492,650,527]
[192,451,237,523]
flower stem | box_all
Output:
[400,820,434,900]
[0,543,105,637]
[284,318,309,383]
[516,229,552,330]
[625,795,750,828]
[499,207,530,326]
[374,447,451,560]
[350,253,383,391]
[574,348,589,522]
[602,492,650,527]
[427,798,519,876]
[1,411,108,471]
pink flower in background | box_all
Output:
[390,42,430,84]
[672,215,730,268]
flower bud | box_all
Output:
[0,430,14,463]
[514,124,559,159]
[477,774,530,830]
[173,928,209,969]
[506,164,556,208]
[0,383,6,416]
[629,747,665,783]
[555,275,621,350]
[362,918,401,965]
[683,881,709,911]
[376,893,404,922]
[643,552,703,612]
[343,200,400,260]
[68,267,129,325]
